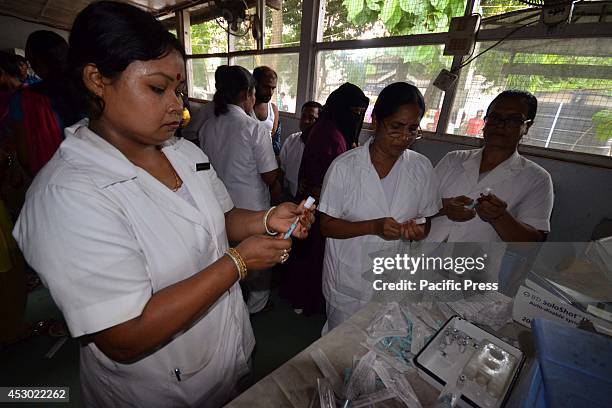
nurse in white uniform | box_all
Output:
[318,83,441,331]
[428,90,554,243]
[199,66,282,314]
[12,3,313,407]
[182,65,230,143]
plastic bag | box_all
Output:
[366,302,410,345]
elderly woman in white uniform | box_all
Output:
[428,90,554,243]
[12,3,313,407]
[318,83,441,331]
[199,66,282,314]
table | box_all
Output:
[226,302,534,407]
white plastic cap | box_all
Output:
[304,196,316,209]
[414,217,427,225]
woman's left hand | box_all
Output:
[400,219,427,241]
[475,194,508,223]
[267,200,316,239]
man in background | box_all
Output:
[252,66,281,155]
[466,109,485,137]
[279,101,322,198]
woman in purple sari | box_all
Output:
[281,83,368,316]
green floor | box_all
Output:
[0,286,325,407]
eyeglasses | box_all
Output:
[484,114,532,129]
[383,121,422,140]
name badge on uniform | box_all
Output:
[196,162,210,171]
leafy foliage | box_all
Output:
[339,0,466,35]
[592,110,612,142]
[191,20,226,54]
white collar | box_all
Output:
[60,119,184,189]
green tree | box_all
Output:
[191,20,227,54]
[592,110,612,142]
[341,0,466,35]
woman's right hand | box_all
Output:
[236,234,292,271]
[373,217,402,240]
[443,196,476,222]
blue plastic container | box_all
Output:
[524,318,612,408]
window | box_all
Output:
[320,0,467,42]
[475,0,531,18]
[265,1,302,48]
[191,20,227,54]
[234,53,300,112]
[315,46,452,125]
[234,7,258,51]
[190,57,227,100]
[448,38,612,156]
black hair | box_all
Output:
[373,82,426,122]
[68,1,186,118]
[302,101,323,112]
[213,65,256,116]
[487,90,538,121]
[25,30,68,78]
[0,52,21,78]
[21,31,81,126]
[252,66,277,83]
[214,65,230,89]
[14,54,27,65]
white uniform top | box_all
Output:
[250,101,275,137]
[318,141,441,315]
[13,120,254,408]
[428,148,554,243]
[279,131,304,197]
[200,104,277,211]
[182,102,215,142]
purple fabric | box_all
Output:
[280,118,348,314]
[296,118,347,199]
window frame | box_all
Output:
[174,0,612,166]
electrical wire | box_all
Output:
[454,19,539,73]
[454,13,483,65]
[214,16,252,37]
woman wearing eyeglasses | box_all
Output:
[317,82,441,332]
[428,90,554,243]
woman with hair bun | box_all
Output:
[13,2,313,407]
[199,65,281,314]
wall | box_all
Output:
[0,15,69,52]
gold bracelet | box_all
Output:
[263,206,278,235]
[226,248,247,280]
[226,252,242,280]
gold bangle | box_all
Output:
[263,206,278,236]
[226,252,242,280]
[226,248,247,280]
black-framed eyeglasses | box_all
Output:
[484,113,532,129]
[383,121,422,140]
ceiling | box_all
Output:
[0,0,216,30]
